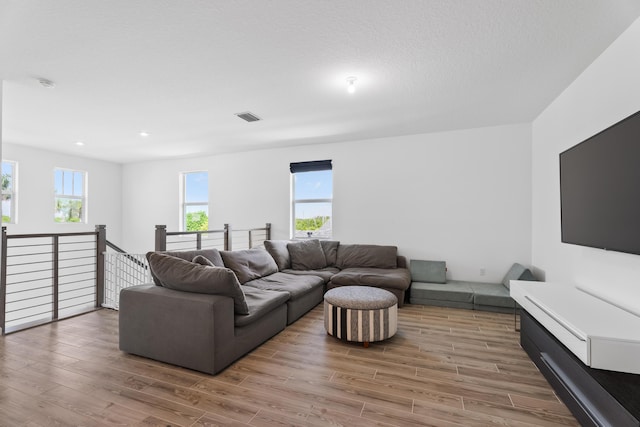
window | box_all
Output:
[2,160,17,224]
[291,160,333,239]
[54,168,87,223]
[181,171,209,231]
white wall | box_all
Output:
[2,142,123,243]
[532,17,640,311]
[122,123,532,282]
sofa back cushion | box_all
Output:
[146,252,249,314]
[146,249,224,286]
[287,239,327,270]
[502,263,536,290]
[320,240,340,266]
[336,244,398,269]
[410,259,447,284]
[220,248,278,284]
[264,240,291,270]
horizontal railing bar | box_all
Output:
[59,281,95,289]
[6,311,53,323]
[58,248,96,254]
[58,300,94,310]
[6,231,97,239]
[59,261,95,269]
[59,293,94,303]
[59,277,95,286]
[6,243,53,249]
[6,301,53,314]
[7,251,54,258]
[59,271,95,279]
[6,260,52,268]
[6,293,53,304]
[6,284,53,294]
[166,229,225,236]
[6,276,54,286]
[6,267,52,276]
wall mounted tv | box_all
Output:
[560,109,640,255]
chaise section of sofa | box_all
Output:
[409,261,536,313]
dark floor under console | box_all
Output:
[520,310,640,427]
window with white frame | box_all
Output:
[2,160,17,224]
[181,171,209,231]
[291,160,333,239]
[54,168,87,223]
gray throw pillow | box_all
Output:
[410,260,446,283]
[287,239,327,270]
[264,240,291,270]
[146,249,225,286]
[147,252,249,314]
[502,263,536,290]
[220,248,279,284]
[193,255,214,266]
[336,244,397,269]
[320,240,340,266]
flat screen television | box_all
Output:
[560,110,640,255]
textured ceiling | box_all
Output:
[1,1,640,163]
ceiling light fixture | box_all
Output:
[75,141,84,146]
[346,76,357,94]
[139,131,150,137]
[38,78,56,89]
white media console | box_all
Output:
[511,280,640,426]
[510,280,640,374]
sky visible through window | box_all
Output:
[185,171,208,203]
[294,170,332,218]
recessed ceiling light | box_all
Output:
[346,76,357,94]
[139,131,150,137]
[75,141,84,146]
[38,78,56,89]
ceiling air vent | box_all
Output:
[235,111,261,122]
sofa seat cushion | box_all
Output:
[330,267,411,290]
[235,287,290,327]
[468,282,513,308]
[243,272,324,301]
[220,248,279,284]
[410,281,474,303]
[281,267,340,283]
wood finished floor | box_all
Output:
[0,304,579,426]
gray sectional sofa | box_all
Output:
[119,241,410,374]
[409,261,537,313]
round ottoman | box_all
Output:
[324,286,398,347]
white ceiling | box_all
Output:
[1,1,639,164]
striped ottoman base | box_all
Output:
[324,286,398,347]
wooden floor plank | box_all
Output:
[0,304,578,426]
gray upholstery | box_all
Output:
[281,267,340,283]
[147,252,249,314]
[234,287,290,327]
[220,248,278,284]
[146,249,224,285]
[468,282,513,308]
[287,239,327,270]
[263,240,292,270]
[336,244,398,269]
[410,259,446,284]
[243,272,324,324]
[410,281,474,304]
[329,267,411,290]
[320,240,340,266]
[502,263,536,290]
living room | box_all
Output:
[2,1,640,425]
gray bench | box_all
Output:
[409,261,536,313]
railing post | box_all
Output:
[196,232,202,250]
[249,230,253,249]
[224,224,231,251]
[1,227,7,335]
[95,225,106,308]
[155,225,167,251]
[266,223,271,241]
[53,235,59,321]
